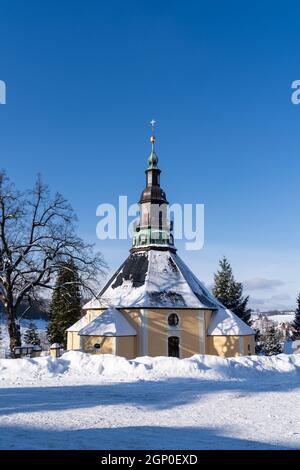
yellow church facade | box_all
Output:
[67,307,255,359]
[67,130,255,359]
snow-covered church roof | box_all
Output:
[83,250,220,310]
[78,307,136,337]
[66,315,89,332]
[208,308,254,336]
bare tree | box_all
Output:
[0,171,106,355]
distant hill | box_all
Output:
[262,310,295,316]
[0,302,49,321]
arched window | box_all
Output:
[168,336,180,358]
[168,313,179,327]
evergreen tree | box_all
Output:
[292,293,300,338]
[48,260,82,348]
[23,322,41,346]
[213,257,252,325]
[262,325,283,356]
[254,328,264,354]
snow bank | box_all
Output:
[1,351,300,387]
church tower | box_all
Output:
[132,122,175,252]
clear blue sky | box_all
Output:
[1,0,300,310]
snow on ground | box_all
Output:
[0,351,300,450]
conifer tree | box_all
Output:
[23,322,41,346]
[48,260,82,348]
[254,328,264,354]
[262,324,282,355]
[292,293,300,338]
[213,257,252,325]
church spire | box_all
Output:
[131,121,175,253]
[140,119,166,203]
[148,119,158,168]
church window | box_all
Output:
[159,211,163,229]
[168,313,179,327]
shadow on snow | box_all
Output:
[0,424,295,450]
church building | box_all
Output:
[67,128,255,359]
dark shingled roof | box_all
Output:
[84,249,220,309]
[111,253,148,289]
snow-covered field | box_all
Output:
[0,351,300,450]
[267,314,295,324]
[251,313,295,324]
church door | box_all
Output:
[168,336,180,358]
